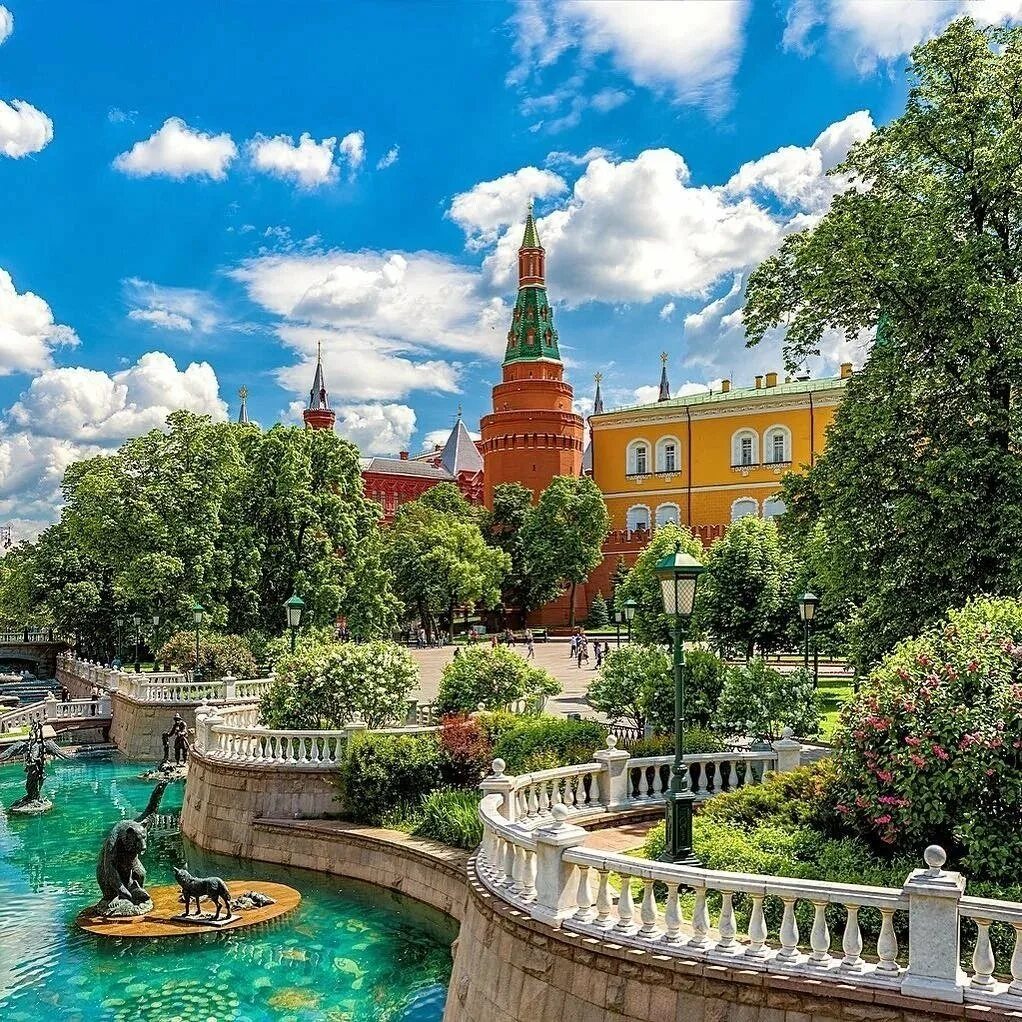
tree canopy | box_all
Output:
[744,18,1022,665]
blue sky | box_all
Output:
[0,0,1017,537]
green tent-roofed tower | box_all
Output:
[504,201,560,364]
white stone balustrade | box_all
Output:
[198,718,367,767]
[0,694,112,733]
[475,741,1022,1011]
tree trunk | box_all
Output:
[568,581,577,629]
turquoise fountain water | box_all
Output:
[0,757,453,1021]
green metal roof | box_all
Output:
[599,374,848,417]
[522,206,540,249]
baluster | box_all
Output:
[509,844,525,894]
[971,918,996,989]
[841,905,864,970]
[809,901,831,965]
[491,837,506,883]
[876,908,899,974]
[538,779,551,816]
[628,765,638,800]
[520,849,537,902]
[663,883,682,943]
[550,778,564,811]
[717,891,737,950]
[1009,923,1022,996]
[728,758,740,790]
[639,879,659,937]
[527,784,539,819]
[746,895,767,957]
[595,870,614,929]
[691,763,704,797]
[690,886,711,949]
[615,875,637,934]
[638,766,650,800]
[300,736,310,764]
[574,865,595,922]
[502,837,515,887]
[777,897,800,961]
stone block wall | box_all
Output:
[109,692,197,760]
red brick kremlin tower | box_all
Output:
[479,203,584,506]
[303,341,336,431]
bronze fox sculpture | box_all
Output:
[173,866,232,920]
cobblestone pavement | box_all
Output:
[408,638,614,719]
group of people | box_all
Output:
[569,631,611,669]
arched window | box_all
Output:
[731,429,758,467]
[626,505,651,532]
[763,425,791,465]
[731,498,758,521]
[655,436,680,473]
[763,496,787,519]
[627,439,651,475]
[655,503,680,528]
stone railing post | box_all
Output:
[222,675,237,700]
[771,726,802,773]
[44,692,58,720]
[98,694,112,718]
[480,758,517,823]
[901,845,966,1003]
[593,735,632,810]
[531,804,588,926]
[194,704,223,753]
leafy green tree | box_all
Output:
[608,556,628,617]
[586,643,671,732]
[614,523,704,645]
[744,18,1022,666]
[587,591,609,628]
[520,476,609,627]
[646,648,727,731]
[696,517,797,658]
[416,482,484,523]
[260,639,418,729]
[714,660,821,742]
[435,646,560,715]
[158,631,257,680]
[385,497,509,642]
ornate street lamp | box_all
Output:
[622,598,637,643]
[655,542,705,864]
[131,612,142,673]
[114,615,124,665]
[284,593,305,653]
[191,601,205,681]
[614,608,623,647]
[798,591,820,688]
[151,613,161,671]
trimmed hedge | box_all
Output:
[492,716,608,774]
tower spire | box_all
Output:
[658,352,671,402]
[504,202,559,364]
[303,340,336,430]
[593,372,604,415]
[237,385,250,425]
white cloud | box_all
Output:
[659,302,675,321]
[123,278,223,333]
[338,130,365,174]
[0,99,53,158]
[509,0,750,110]
[107,107,137,124]
[0,6,12,45]
[247,132,338,188]
[335,402,416,455]
[545,147,612,168]
[590,87,630,113]
[0,268,78,375]
[448,166,567,250]
[783,0,1022,69]
[725,110,874,212]
[7,352,227,441]
[113,117,237,180]
[376,145,400,170]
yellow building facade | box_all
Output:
[590,365,852,541]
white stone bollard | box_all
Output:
[771,726,802,773]
[480,759,517,823]
[531,804,588,926]
[593,735,632,810]
[44,692,58,720]
[222,675,237,700]
[900,845,966,1003]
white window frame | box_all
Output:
[763,496,787,519]
[627,439,651,475]
[626,504,652,532]
[763,424,792,465]
[730,497,759,521]
[732,429,758,467]
[655,435,680,473]
[655,502,681,529]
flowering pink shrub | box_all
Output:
[834,597,1022,882]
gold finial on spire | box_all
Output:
[594,371,603,383]
[660,351,669,364]
[317,339,323,361]
[238,385,248,400]
[527,196,534,216]
[456,403,462,420]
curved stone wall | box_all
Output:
[108,692,198,761]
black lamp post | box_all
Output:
[151,613,161,671]
[614,608,623,647]
[655,541,705,864]
[285,593,305,653]
[131,612,142,673]
[622,599,636,643]
[114,615,124,665]
[798,591,820,688]
[191,601,205,681]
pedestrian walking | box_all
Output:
[526,636,535,660]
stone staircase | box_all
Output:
[0,675,61,706]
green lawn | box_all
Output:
[818,673,855,741]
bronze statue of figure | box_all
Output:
[9,721,52,814]
[161,713,189,765]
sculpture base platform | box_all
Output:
[76,880,299,938]
[9,799,53,815]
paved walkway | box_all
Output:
[581,821,656,853]
[408,639,613,718]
